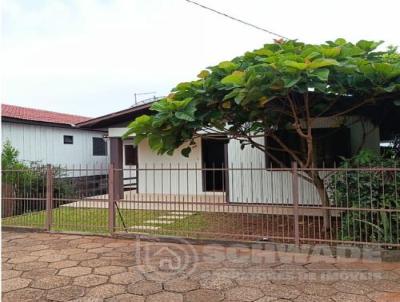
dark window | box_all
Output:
[201,138,228,192]
[124,145,138,165]
[64,135,73,144]
[93,137,107,156]
[265,128,350,168]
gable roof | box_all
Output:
[76,102,154,129]
[1,104,91,126]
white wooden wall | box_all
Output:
[136,138,203,195]
[2,122,109,173]
[226,138,322,205]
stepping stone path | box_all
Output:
[129,211,194,232]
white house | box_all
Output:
[77,102,380,205]
[1,104,109,170]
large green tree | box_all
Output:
[125,39,400,231]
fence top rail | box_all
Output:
[112,166,400,172]
[2,166,399,172]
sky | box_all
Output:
[2,0,400,118]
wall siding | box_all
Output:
[2,122,109,171]
[136,138,203,195]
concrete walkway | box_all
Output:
[2,230,400,301]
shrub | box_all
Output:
[330,150,400,245]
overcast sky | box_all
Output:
[2,0,400,118]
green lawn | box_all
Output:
[2,207,209,235]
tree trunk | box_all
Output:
[310,173,331,237]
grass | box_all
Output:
[2,206,209,235]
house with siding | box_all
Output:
[77,101,381,205]
[1,104,109,169]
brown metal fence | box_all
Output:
[2,163,399,247]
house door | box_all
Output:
[202,138,228,192]
[123,141,138,191]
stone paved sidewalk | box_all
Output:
[2,230,400,302]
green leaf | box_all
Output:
[175,111,195,121]
[283,75,301,88]
[356,40,383,51]
[308,58,338,69]
[312,68,330,81]
[218,61,237,70]
[321,47,341,58]
[253,48,274,56]
[148,134,162,150]
[197,70,210,79]
[283,60,307,70]
[334,38,347,45]
[181,147,191,157]
[221,71,245,85]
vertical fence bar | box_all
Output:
[291,162,300,246]
[45,164,53,231]
[108,164,116,234]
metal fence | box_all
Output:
[2,163,399,247]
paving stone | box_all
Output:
[88,247,114,254]
[78,243,104,249]
[199,276,235,290]
[261,284,301,300]
[110,271,143,284]
[255,297,279,302]
[184,289,224,302]
[14,261,48,271]
[60,248,85,255]
[333,281,374,295]
[147,291,183,302]
[59,266,92,277]
[164,278,199,292]
[2,269,22,280]
[86,284,126,299]
[31,249,58,257]
[47,285,85,301]
[2,277,31,292]
[127,280,162,295]
[367,291,400,301]
[105,293,145,302]
[302,283,337,297]
[94,265,127,276]
[31,275,71,289]
[110,258,136,267]
[8,255,39,264]
[104,242,130,248]
[22,268,58,279]
[369,280,400,292]
[129,225,160,230]
[2,288,45,302]
[49,260,80,269]
[39,254,68,262]
[224,286,265,301]
[81,258,112,268]
[332,292,372,302]
[70,253,99,261]
[73,274,109,287]
[294,294,330,302]
[22,244,49,252]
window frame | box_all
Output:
[124,145,138,166]
[63,135,73,144]
[92,137,107,156]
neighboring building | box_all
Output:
[1,104,109,169]
[78,102,381,204]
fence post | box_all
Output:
[45,164,53,231]
[291,161,300,246]
[108,164,116,234]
